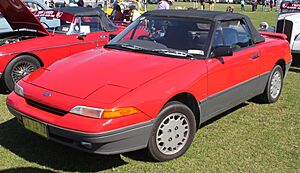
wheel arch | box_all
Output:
[167,92,201,129]
[14,53,44,67]
[275,59,286,77]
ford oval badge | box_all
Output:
[43,92,51,97]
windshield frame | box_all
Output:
[108,16,214,59]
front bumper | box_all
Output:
[7,105,154,155]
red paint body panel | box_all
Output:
[206,46,262,96]
[26,49,191,99]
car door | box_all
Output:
[69,16,109,55]
[203,20,264,119]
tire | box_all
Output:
[256,65,283,103]
[147,101,196,161]
[3,55,41,92]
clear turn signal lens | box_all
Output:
[70,106,104,119]
[14,83,24,97]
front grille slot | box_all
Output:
[276,19,293,43]
[26,99,68,116]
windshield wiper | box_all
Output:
[152,49,194,58]
[104,44,194,58]
[104,43,148,51]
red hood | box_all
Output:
[0,0,49,35]
[24,48,191,99]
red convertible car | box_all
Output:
[0,0,123,91]
[7,10,292,161]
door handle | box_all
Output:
[100,35,107,38]
[252,54,260,59]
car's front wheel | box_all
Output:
[3,55,41,92]
[147,101,196,161]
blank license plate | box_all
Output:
[23,116,48,138]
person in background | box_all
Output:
[130,5,141,21]
[157,0,173,10]
[226,5,234,12]
[49,0,54,8]
[112,0,119,9]
[269,0,274,11]
[241,0,245,11]
[77,0,84,6]
[97,3,103,9]
[200,0,205,10]
[251,0,257,11]
[261,0,267,11]
[208,0,215,11]
[111,5,124,21]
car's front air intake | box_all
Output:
[26,99,68,116]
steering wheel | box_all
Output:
[41,22,49,29]
[137,35,154,41]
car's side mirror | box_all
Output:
[77,32,87,40]
[109,34,117,41]
[211,46,233,58]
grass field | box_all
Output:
[0,3,299,173]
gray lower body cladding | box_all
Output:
[199,72,271,123]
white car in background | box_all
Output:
[276,0,300,56]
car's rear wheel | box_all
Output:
[256,65,283,103]
[3,55,41,92]
[147,101,196,161]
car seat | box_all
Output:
[223,27,239,47]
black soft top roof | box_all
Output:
[53,7,105,17]
[144,10,265,44]
[53,7,118,32]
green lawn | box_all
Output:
[0,3,299,173]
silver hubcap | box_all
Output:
[270,71,282,99]
[156,113,190,155]
[12,62,35,83]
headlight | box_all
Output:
[14,83,24,97]
[70,106,140,119]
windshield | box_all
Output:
[107,16,212,58]
[35,10,104,34]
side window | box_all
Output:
[212,20,252,51]
[80,16,103,33]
